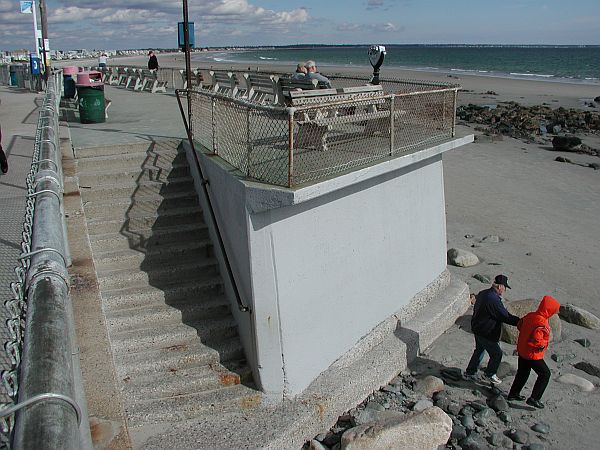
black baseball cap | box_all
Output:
[494,274,511,289]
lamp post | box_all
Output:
[182,0,193,136]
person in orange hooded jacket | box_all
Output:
[507,295,560,409]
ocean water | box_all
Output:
[192,45,600,84]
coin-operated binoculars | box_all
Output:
[368,45,386,85]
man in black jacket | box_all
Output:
[464,275,520,384]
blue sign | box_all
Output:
[30,55,40,75]
[178,22,195,49]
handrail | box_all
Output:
[174,89,251,313]
[0,73,91,449]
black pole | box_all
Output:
[39,0,49,82]
[182,0,193,137]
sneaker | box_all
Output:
[526,398,545,409]
[507,394,526,401]
[463,372,478,381]
[483,374,502,385]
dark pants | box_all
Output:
[465,334,503,376]
[509,357,551,400]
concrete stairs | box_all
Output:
[76,139,258,439]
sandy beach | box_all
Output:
[64,52,600,448]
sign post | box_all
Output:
[20,0,40,59]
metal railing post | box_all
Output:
[390,95,395,156]
[287,109,295,188]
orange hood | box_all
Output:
[536,295,560,319]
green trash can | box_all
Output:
[76,71,106,123]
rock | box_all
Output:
[552,124,562,134]
[531,422,550,434]
[448,248,479,267]
[488,395,509,412]
[340,407,452,450]
[488,432,514,448]
[555,156,572,163]
[528,444,549,450]
[460,432,491,450]
[496,361,517,379]
[381,384,403,395]
[589,162,600,170]
[501,299,561,344]
[412,399,434,412]
[447,401,462,416]
[552,135,582,151]
[497,411,512,423]
[556,373,595,391]
[365,401,385,412]
[470,400,487,411]
[508,429,530,444]
[460,405,475,417]
[451,424,468,441]
[559,304,600,329]
[351,408,404,426]
[473,274,491,284]
[575,338,591,348]
[414,375,445,397]
[551,353,575,363]
[461,415,475,430]
[574,361,600,378]
[481,235,502,243]
[440,367,463,382]
[309,439,329,450]
[473,407,495,422]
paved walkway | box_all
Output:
[0,86,43,404]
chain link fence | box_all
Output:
[188,75,458,187]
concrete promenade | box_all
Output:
[0,86,43,405]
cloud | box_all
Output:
[367,0,385,9]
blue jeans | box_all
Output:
[465,334,503,376]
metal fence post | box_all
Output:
[287,109,295,188]
[390,94,395,156]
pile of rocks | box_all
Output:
[304,372,552,450]
[457,102,600,147]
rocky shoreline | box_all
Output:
[457,101,600,158]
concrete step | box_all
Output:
[90,222,209,256]
[86,205,203,235]
[104,295,231,330]
[110,316,238,356]
[74,139,181,159]
[83,190,200,220]
[122,364,253,403]
[93,239,214,271]
[125,384,261,426]
[101,275,224,311]
[76,148,186,172]
[80,178,195,203]
[113,337,245,379]
[78,165,191,187]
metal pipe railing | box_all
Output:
[0,74,90,449]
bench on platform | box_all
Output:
[241,73,280,104]
[180,69,203,90]
[105,67,120,85]
[285,85,391,151]
[141,70,168,93]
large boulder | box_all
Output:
[447,248,479,267]
[500,299,561,344]
[559,303,600,330]
[340,406,452,450]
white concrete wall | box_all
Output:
[186,136,473,398]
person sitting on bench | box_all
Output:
[304,60,332,88]
[291,62,307,81]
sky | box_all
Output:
[1,0,599,51]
